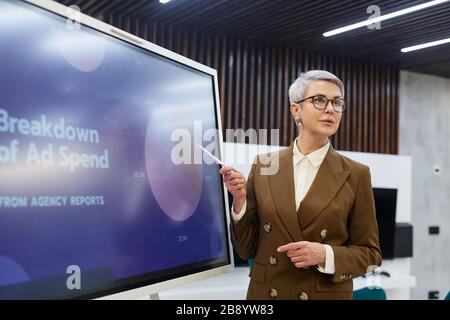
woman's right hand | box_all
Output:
[219,166,246,212]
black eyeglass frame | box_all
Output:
[296,95,346,113]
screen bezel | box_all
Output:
[12,0,235,299]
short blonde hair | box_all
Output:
[288,70,344,105]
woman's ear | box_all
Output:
[290,103,302,127]
[290,102,299,117]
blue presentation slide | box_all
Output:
[0,0,229,299]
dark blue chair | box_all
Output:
[352,286,387,300]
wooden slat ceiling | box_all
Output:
[56,0,450,78]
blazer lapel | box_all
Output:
[268,144,304,242]
[298,146,350,229]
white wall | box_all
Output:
[399,70,450,300]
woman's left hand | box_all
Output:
[277,241,326,268]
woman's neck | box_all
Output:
[296,132,329,156]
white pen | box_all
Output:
[195,143,228,167]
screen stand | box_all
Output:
[149,293,160,300]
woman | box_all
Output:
[220,70,382,300]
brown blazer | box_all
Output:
[231,143,382,300]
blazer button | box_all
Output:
[269,289,278,299]
[299,292,308,300]
[269,256,278,265]
[264,223,272,233]
[320,229,328,241]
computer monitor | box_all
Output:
[372,188,398,260]
[0,0,233,299]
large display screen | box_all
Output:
[0,0,231,299]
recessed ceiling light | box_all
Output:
[401,37,450,52]
[159,0,171,4]
[323,0,449,37]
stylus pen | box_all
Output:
[195,143,228,167]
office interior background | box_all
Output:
[59,0,449,300]
[5,0,449,299]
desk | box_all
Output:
[158,267,416,300]
[353,275,416,299]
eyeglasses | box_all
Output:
[296,95,346,113]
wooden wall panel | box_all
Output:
[110,17,399,154]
